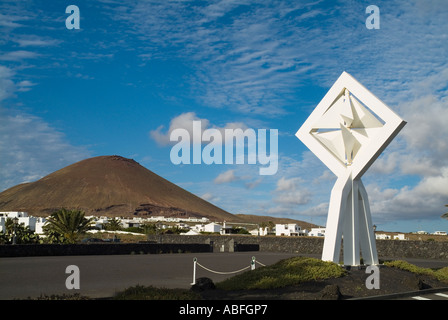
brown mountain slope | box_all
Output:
[0,155,240,221]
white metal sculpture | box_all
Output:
[296,72,406,266]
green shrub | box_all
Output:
[384,260,448,283]
[216,256,346,290]
[435,267,448,282]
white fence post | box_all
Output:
[191,257,197,285]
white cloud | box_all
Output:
[16,80,36,92]
[272,177,311,206]
[14,35,60,47]
[0,106,90,191]
[0,13,23,28]
[0,66,16,102]
[0,50,39,61]
[398,94,448,173]
[366,166,448,223]
[214,169,239,184]
[201,192,220,203]
[276,177,302,192]
[150,112,206,146]
[149,111,249,146]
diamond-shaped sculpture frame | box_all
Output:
[296,71,406,266]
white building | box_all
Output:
[275,224,302,236]
[308,228,325,237]
[0,211,28,218]
[433,231,447,236]
[249,227,269,236]
[376,233,407,240]
[120,218,141,228]
[220,221,233,235]
[0,216,5,233]
[193,222,222,233]
[0,211,46,233]
[204,222,222,233]
[35,218,47,234]
[393,234,406,240]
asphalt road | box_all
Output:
[0,252,297,300]
[1,252,447,300]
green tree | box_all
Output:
[267,221,275,233]
[142,223,158,235]
[0,218,40,244]
[43,209,94,244]
[104,217,122,231]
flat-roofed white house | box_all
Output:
[0,211,46,233]
[193,222,222,233]
[393,234,406,240]
[275,224,302,236]
[308,228,326,237]
[204,222,222,233]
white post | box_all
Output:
[191,257,197,285]
[251,256,256,270]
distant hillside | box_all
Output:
[0,155,240,222]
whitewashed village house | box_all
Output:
[275,224,303,236]
[0,211,46,234]
[308,228,325,237]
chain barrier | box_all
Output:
[197,262,250,274]
[191,256,267,285]
[255,260,266,267]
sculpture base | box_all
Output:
[322,172,378,266]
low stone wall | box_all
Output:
[147,234,323,254]
[1,235,447,260]
[147,234,448,260]
[0,243,211,257]
[376,239,448,260]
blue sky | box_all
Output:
[1,0,448,233]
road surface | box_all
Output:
[0,252,297,299]
[1,252,447,300]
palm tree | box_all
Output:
[142,223,158,235]
[104,217,122,231]
[43,209,94,244]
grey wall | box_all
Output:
[1,234,447,260]
[147,234,448,260]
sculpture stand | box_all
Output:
[322,172,378,266]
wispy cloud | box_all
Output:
[102,0,324,115]
[0,50,40,61]
[0,106,90,191]
[14,36,60,47]
[105,0,448,116]
[0,13,24,28]
[0,65,16,101]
